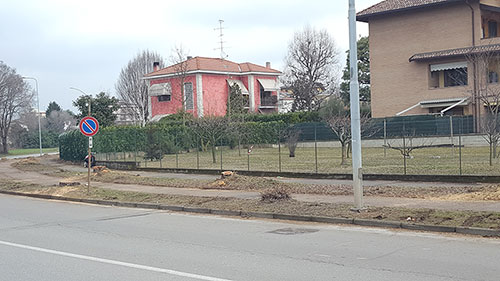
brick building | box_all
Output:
[143,57,281,120]
[358,0,500,126]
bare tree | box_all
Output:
[282,25,340,112]
[46,110,76,134]
[170,45,191,118]
[282,126,301,157]
[321,97,373,165]
[466,49,500,165]
[0,62,34,153]
[189,116,231,163]
[115,50,164,126]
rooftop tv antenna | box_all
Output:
[214,19,228,59]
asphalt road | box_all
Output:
[0,195,499,281]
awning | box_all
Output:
[257,79,279,91]
[396,97,469,116]
[149,83,172,96]
[420,97,469,108]
[149,114,169,122]
[430,61,467,72]
[226,79,249,95]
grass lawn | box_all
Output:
[1,147,58,156]
[95,144,500,176]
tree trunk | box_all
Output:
[211,145,217,164]
[340,142,347,166]
[1,136,7,154]
[494,140,498,159]
[490,141,493,166]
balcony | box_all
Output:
[259,95,278,108]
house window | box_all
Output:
[443,68,468,87]
[429,71,440,88]
[184,82,194,110]
[430,62,468,88]
[489,20,498,38]
[490,71,499,83]
[260,87,272,106]
[157,95,171,102]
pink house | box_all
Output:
[143,57,281,120]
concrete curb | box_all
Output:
[1,190,499,237]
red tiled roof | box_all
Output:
[409,44,500,61]
[145,57,281,78]
[357,0,462,22]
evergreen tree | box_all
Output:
[73,92,119,127]
[340,36,370,103]
[45,101,61,117]
[226,84,247,117]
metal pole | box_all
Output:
[197,137,200,169]
[175,133,178,168]
[348,0,364,210]
[69,86,91,192]
[23,77,42,156]
[87,100,91,194]
[220,138,223,171]
[403,134,407,175]
[459,134,462,175]
[278,131,282,173]
[383,118,387,157]
[314,124,318,173]
[450,115,454,155]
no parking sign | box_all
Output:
[79,116,99,137]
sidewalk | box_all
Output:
[3,158,499,213]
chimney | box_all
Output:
[153,61,160,72]
[266,62,271,69]
[187,56,193,60]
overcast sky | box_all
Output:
[0,0,378,113]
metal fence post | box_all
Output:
[220,138,223,171]
[278,130,282,173]
[459,134,462,175]
[197,137,200,170]
[159,129,163,168]
[314,123,318,173]
[383,118,387,157]
[175,132,179,169]
[403,134,407,175]
[450,115,454,156]
[134,129,137,165]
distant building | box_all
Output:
[278,90,294,113]
[143,57,281,120]
[114,100,140,126]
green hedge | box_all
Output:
[58,120,295,161]
[59,130,88,162]
[232,111,321,124]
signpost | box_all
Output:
[79,116,99,194]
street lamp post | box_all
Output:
[348,0,364,210]
[22,77,42,156]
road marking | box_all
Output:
[0,240,233,281]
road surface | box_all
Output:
[0,194,499,280]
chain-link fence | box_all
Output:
[88,115,500,176]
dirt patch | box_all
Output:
[437,186,500,201]
[10,157,500,202]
